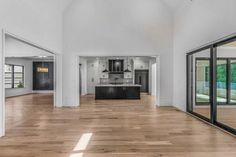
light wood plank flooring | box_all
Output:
[194,107,236,129]
[0,94,236,157]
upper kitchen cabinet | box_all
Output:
[109,60,124,73]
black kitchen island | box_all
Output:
[95,84,141,99]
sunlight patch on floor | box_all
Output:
[70,153,84,157]
[70,133,93,157]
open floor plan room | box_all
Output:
[1,0,236,157]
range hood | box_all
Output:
[108,59,124,73]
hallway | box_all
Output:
[0,94,236,157]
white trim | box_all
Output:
[76,56,80,106]
[156,56,161,106]
[0,29,59,137]
[53,54,56,107]
[1,30,6,137]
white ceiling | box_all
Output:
[162,0,190,13]
[63,0,191,14]
[60,0,74,12]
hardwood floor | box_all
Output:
[194,107,236,129]
[0,94,236,157]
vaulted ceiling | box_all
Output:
[62,0,191,14]
[162,0,190,13]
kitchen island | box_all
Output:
[95,84,141,99]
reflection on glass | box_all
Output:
[196,59,210,103]
[192,49,211,119]
[217,41,236,130]
[217,60,227,103]
[230,60,236,103]
[4,64,12,88]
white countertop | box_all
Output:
[96,84,141,87]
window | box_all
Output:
[5,65,13,88]
[5,64,24,88]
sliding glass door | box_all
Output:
[187,48,212,120]
[216,40,236,131]
[187,36,236,135]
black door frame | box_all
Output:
[186,35,236,135]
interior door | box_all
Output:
[135,70,149,92]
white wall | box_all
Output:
[133,57,149,70]
[5,58,33,97]
[173,0,236,111]
[0,1,64,53]
[5,36,52,57]
[63,0,173,106]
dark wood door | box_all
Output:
[33,62,54,90]
[135,70,149,92]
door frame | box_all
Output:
[1,29,60,137]
[77,55,160,107]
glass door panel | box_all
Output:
[216,41,236,130]
[188,48,211,119]
[196,59,210,104]
[230,60,236,103]
[216,59,227,103]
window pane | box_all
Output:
[217,40,236,130]
[217,60,227,103]
[191,48,211,119]
[5,65,12,88]
[14,65,24,88]
[196,59,210,103]
[230,60,236,103]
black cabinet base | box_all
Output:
[95,86,140,99]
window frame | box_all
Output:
[4,64,25,89]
